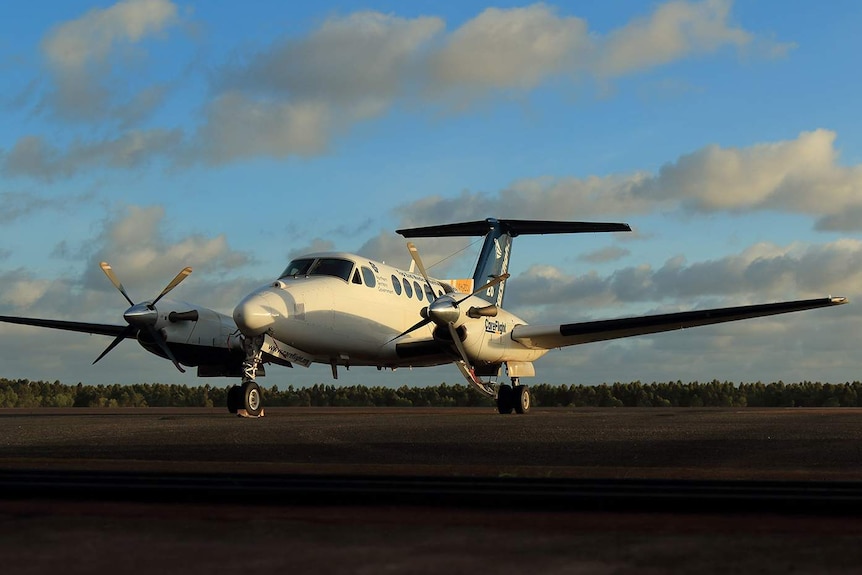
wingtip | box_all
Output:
[830,296,848,305]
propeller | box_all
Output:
[386,243,509,346]
[94,262,193,372]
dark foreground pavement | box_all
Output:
[3,407,862,573]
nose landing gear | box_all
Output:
[227,334,265,417]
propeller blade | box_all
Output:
[92,324,137,365]
[447,322,471,367]
[100,262,134,306]
[384,316,432,345]
[407,242,438,301]
[454,273,510,305]
[145,325,186,373]
[151,267,193,307]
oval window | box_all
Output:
[391,275,402,295]
[403,278,413,298]
[413,281,424,301]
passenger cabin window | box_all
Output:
[391,275,402,295]
[425,285,435,301]
[308,258,354,282]
[403,278,413,298]
[361,267,376,288]
[280,258,314,278]
[414,281,424,301]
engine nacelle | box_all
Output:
[139,299,246,376]
[447,300,549,367]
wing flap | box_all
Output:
[0,316,130,338]
[511,297,848,350]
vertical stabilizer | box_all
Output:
[471,219,512,306]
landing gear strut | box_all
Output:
[496,378,530,414]
[227,334,265,417]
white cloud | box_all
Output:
[597,0,752,76]
[224,11,443,111]
[0,272,52,308]
[194,1,789,163]
[507,239,862,315]
[634,129,852,212]
[579,246,631,263]
[43,0,178,69]
[1,130,183,180]
[39,0,180,123]
[385,130,862,228]
[194,93,330,164]
[85,205,252,293]
[198,12,442,164]
[430,4,589,92]
[0,190,94,223]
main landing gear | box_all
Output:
[227,334,265,417]
[496,377,530,414]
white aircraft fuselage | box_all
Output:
[232,252,547,371]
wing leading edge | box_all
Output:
[511,297,848,350]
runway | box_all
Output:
[3,406,862,480]
[3,407,862,574]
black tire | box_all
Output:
[226,385,241,414]
[513,385,531,414]
[241,381,263,417]
[497,384,514,414]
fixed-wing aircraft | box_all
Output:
[0,218,848,417]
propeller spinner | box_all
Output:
[93,262,193,372]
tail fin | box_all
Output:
[397,218,631,307]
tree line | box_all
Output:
[2,378,862,408]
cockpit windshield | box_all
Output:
[279,257,355,282]
[280,258,315,278]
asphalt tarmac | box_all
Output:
[2,407,862,574]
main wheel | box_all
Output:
[513,385,531,414]
[226,385,241,414]
[497,384,514,414]
[241,381,263,417]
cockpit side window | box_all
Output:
[309,258,354,282]
[279,258,315,279]
[361,267,377,288]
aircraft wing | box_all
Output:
[510,297,847,350]
[0,316,131,338]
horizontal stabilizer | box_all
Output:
[397,218,631,238]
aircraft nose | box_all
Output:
[233,292,281,336]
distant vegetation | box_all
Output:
[2,378,862,408]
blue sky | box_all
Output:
[2,0,862,388]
